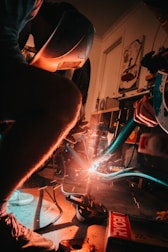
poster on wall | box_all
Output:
[119,35,145,94]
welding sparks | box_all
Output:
[88,155,168,188]
[89,160,168,187]
[65,116,168,193]
[67,142,168,188]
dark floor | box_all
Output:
[8,164,168,251]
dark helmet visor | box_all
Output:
[30,10,95,72]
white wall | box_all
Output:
[85,36,102,119]
[85,1,168,121]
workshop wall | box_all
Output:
[85,1,168,121]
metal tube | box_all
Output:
[101,118,137,156]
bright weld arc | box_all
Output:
[67,117,168,189]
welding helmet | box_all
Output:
[30,3,95,72]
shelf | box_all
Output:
[118,90,150,100]
[91,107,119,115]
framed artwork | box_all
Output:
[119,35,145,93]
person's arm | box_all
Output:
[0,0,42,63]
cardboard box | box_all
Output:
[105,211,168,251]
